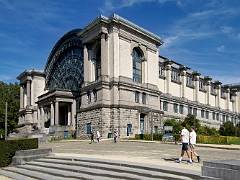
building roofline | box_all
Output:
[17,69,44,80]
[79,13,163,46]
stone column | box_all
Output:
[226,88,230,110]
[165,62,172,94]
[180,69,186,98]
[68,104,71,126]
[205,77,212,105]
[71,100,76,128]
[193,74,200,102]
[55,101,59,125]
[101,33,109,79]
[216,84,221,108]
[235,92,239,113]
[20,85,24,108]
[50,102,54,126]
[83,44,89,83]
[40,107,44,129]
[26,80,31,106]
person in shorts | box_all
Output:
[189,127,200,163]
[176,126,192,163]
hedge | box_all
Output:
[0,138,38,167]
[135,134,163,141]
[197,135,240,145]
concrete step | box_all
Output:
[27,161,152,180]
[18,164,121,180]
[0,169,37,180]
[35,157,192,180]
[44,155,201,179]
[2,166,74,180]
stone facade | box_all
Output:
[16,14,240,139]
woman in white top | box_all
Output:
[189,127,200,163]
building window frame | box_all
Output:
[163,101,168,111]
[132,48,143,83]
[135,91,140,103]
[173,103,178,113]
[179,105,184,114]
[171,68,181,83]
[142,92,146,104]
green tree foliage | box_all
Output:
[0,81,19,137]
[198,125,219,136]
[181,114,201,131]
[219,121,236,136]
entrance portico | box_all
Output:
[37,90,77,137]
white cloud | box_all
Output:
[100,0,182,14]
[217,45,225,52]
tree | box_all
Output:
[0,81,20,138]
[198,125,219,136]
[219,121,236,136]
[182,114,201,132]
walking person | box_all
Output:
[189,127,200,163]
[90,131,94,144]
[113,129,118,143]
[96,130,101,143]
[176,126,192,163]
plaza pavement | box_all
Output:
[39,139,240,174]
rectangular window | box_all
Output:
[135,91,140,103]
[212,112,216,120]
[179,105,184,114]
[216,113,219,121]
[226,115,229,122]
[171,68,180,82]
[174,103,178,113]
[163,101,168,111]
[86,122,92,134]
[206,111,209,119]
[211,85,216,95]
[87,91,91,104]
[154,126,158,134]
[127,124,132,134]
[142,93,146,104]
[188,106,193,115]
[201,110,205,118]
[199,79,205,91]
[222,115,226,122]
[193,108,197,116]
[186,74,194,87]
[159,62,165,77]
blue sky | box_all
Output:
[0,0,239,84]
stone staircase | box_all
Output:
[0,155,201,180]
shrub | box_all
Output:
[197,135,240,144]
[0,138,38,167]
[135,133,163,141]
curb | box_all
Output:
[121,140,240,150]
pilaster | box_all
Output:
[26,80,31,106]
[50,102,54,126]
[55,101,59,125]
[226,88,230,110]
[101,33,109,79]
[180,69,186,98]
[165,62,171,94]
[71,100,76,128]
[20,86,24,108]
[83,45,89,83]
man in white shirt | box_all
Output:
[189,127,200,163]
[176,127,192,163]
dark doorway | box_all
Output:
[59,103,70,126]
[140,114,145,134]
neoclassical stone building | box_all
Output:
[17,14,240,139]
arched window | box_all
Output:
[132,48,142,83]
[95,48,101,81]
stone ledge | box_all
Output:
[12,148,52,165]
[202,160,240,180]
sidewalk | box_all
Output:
[52,138,240,150]
[121,139,240,150]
